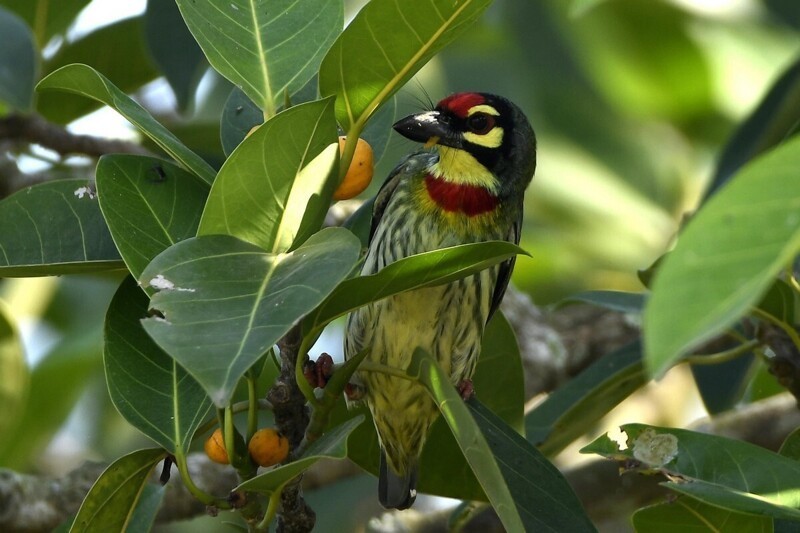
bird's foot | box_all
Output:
[345,382,365,402]
[457,379,474,401]
[303,353,334,389]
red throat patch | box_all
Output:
[425,174,498,216]
[438,93,485,118]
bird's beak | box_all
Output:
[392,111,459,149]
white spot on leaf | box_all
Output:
[148,274,195,292]
[632,428,679,467]
[73,186,96,200]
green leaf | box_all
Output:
[468,400,596,532]
[0,179,123,277]
[139,228,361,406]
[644,136,800,376]
[0,301,26,438]
[199,98,338,253]
[175,0,343,116]
[0,6,37,110]
[96,155,208,280]
[304,241,527,333]
[560,290,645,314]
[38,17,159,124]
[418,312,525,497]
[127,484,166,533]
[236,414,364,493]
[632,497,772,533]
[1,0,89,44]
[144,0,206,111]
[409,348,550,532]
[318,0,492,131]
[37,64,217,185]
[582,424,800,521]
[704,54,800,201]
[220,87,263,156]
[70,448,166,533]
[105,276,213,453]
[360,95,396,166]
[668,481,800,522]
[526,341,646,457]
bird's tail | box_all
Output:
[379,448,418,510]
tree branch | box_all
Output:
[268,326,315,532]
[0,113,152,158]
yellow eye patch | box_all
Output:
[463,127,503,148]
[467,104,500,116]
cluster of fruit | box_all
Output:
[204,427,289,468]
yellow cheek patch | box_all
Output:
[463,126,503,148]
[467,104,500,116]
[430,146,499,192]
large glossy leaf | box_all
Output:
[105,277,213,453]
[220,87,263,156]
[199,98,338,253]
[70,448,166,533]
[632,497,771,533]
[139,228,360,406]
[0,179,123,277]
[219,79,320,156]
[704,54,800,201]
[583,424,800,521]
[144,0,206,111]
[468,400,596,532]
[37,64,217,185]
[560,290,646,314]
[318,0,492,131]
[408,348,521,531]
[0,6,37,110]
[418,313,524,497]
[526,341,646,457]
[38,17,159,124]
[303,241,527,333]
[0,302,26,438]
[237,415,364,493]
[409,349,594,532]
[126,485,165,533]
[644,136,800,376]
[96,155,208,280]
[175,0,343,116]
[1,0,89,44]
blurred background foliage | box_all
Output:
[0,0,799,529]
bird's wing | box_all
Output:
[487,215,521,323]
[369,152,428,242]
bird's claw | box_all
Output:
[457,379,474,401]
[303,353,335,389]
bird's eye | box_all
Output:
[466,113,495,135]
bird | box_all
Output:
[343,92,536,510]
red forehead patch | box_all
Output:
[438,93,485,118]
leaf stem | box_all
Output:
[357,360,417,381]
[683,339,761,366]
[173,449,231,509]
[247,371,259,443]
[789,271,800,294]
[195,400,273,438]
[339,123,365,182]
[255,487,283,531]
[752,308,800,354]
[224,405,238,466]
